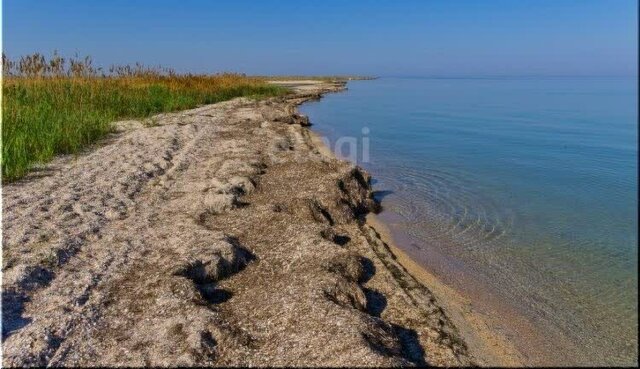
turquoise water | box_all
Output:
[300,77,638,365]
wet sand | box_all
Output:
[366,214,526,366]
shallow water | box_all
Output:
[300,77,638,365]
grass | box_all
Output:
[1,53,288,182]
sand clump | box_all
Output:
[2,80,472,366]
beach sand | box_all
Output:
[2,80,474,366]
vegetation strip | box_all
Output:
[1,53,287,181]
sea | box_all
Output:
[300,76,638,365]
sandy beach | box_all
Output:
[2,81,473,366]
[4,1,636,366]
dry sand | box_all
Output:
[2,80,474,366]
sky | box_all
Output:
[2,0,638,76]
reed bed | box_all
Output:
[2,53,287,181]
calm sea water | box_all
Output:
[300,77,638,365]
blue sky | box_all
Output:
[2,0,637,76]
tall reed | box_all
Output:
[2,53,287,181]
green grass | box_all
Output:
[2,74,287,182]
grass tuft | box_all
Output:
[2,53,288,182]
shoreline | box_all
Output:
[284,80,483,363]
[300,79,637,367]
[297,81,519,365]
[300,87,523,366]
[364,214,529,366]
[3,80,472,366]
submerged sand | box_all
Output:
[2,81,473,366]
